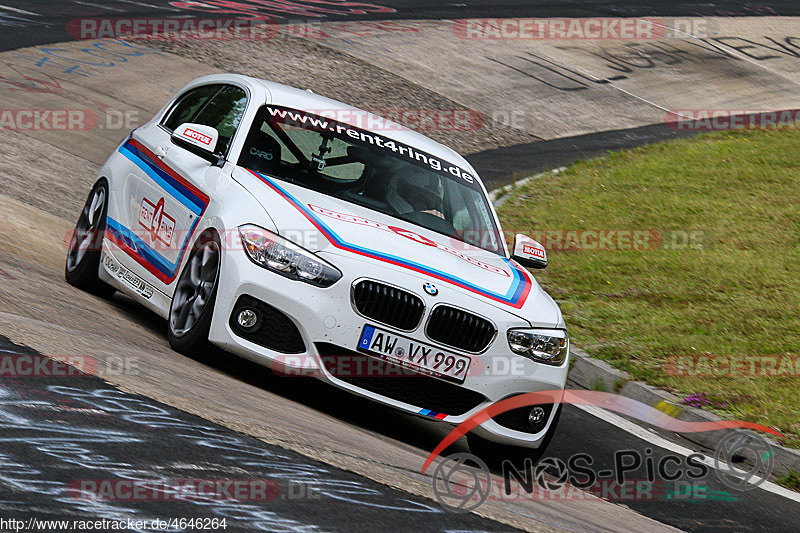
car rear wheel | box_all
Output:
[65,180,115,297]
[168,232,220,356]
[467,403,563,470]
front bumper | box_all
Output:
[209,248,569,448]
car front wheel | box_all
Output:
[168,232,220,356]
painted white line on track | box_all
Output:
[74,2,125,11]
[0,5,40,16]
[576,403,800,503]
[526,52,689,118]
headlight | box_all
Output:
[507,329,568,365]
[238,224,342,287]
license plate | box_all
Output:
[357,325,471,383]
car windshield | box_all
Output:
[237,105,503,255]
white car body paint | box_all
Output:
[92,73,568,448]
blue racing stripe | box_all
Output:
[106,217,175,277]
[119,143,204,215]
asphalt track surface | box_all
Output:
[467,123,700,188]
[1,1,799,532]
[0,336,518,533]
[0,0,794,181]
[1,333,798,532]
[1,1,800,52]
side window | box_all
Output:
[193,86,248,155]
[162,85,221,132]
[162,84,248,156]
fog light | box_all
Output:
[528,406,546,425]
[237,308,259,329]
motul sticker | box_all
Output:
[183,128,212,146]
[522,243,546,259]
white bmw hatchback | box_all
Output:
[66,74,568,459]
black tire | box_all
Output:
[468,403,563,471]
[65,180,115,297]
[167,232,221,356]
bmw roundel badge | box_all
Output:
[423,283,438,296]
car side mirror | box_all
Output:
[511,233,547,269]
[171,123,223,166]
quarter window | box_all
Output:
[162,84,248,156]
[162,85,221,132]
[193,86,248,155]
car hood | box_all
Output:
[233,167,563,327]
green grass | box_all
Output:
[777,470,800,491]
[497,129,800,447]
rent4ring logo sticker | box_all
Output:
[309,204,510,277]
[139,197,176,246]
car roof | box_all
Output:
[185,73,481,181]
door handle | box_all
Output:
[155,145,168,159]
